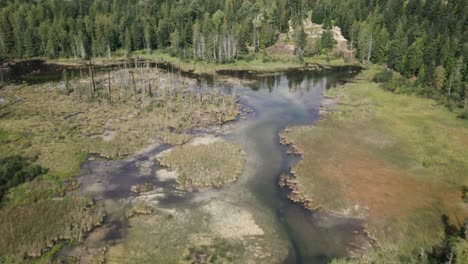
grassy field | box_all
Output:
[281,65,468,261]
[157,139,245,190]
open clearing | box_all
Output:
[281,66,468,261]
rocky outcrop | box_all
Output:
[267,20,351,56]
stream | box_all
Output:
[222,69,368,263]
[2,60,370,263]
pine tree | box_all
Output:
[295,25,307,63]
[373,27,389,64]
[405,38,424,76]
[434,65,446,91]
[321,28,336,51]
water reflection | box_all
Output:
[222,66,368,264]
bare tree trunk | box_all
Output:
[80,40,86,59]
[0,69,4,88]
[89,59,96,94]
[107,43,111,60]
[253,29,258,53]
[448,248,454,264]
[107,68,112,103]
[448,74,453,97]
[131,71,137,97]
[366,33,373,63]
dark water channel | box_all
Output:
[2,60,369,263]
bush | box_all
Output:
[458,110,468,120]
[239,53,255,62]
[374,70,413,93]
[373,69,394,83]
[0,156,47,202]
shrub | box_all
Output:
[0,156,47,202]
[458,110,468,120]
[373,69,394,83]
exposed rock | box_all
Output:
[267,20,351,56]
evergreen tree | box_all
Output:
[294,25,307,63]
[321,28,336,51]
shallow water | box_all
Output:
[222,69,369,263]
[4,60,370,263]
[77,65,369,263]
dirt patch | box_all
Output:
[156,169,178,181]
[202,200,264,239]
[189,135,221,146]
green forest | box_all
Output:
[0,0,467,104]
[0,0,468,107]
[0,0,468,97]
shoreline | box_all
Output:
[276,66,468,262]
[1,52,361,78]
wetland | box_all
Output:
[1,60,466,263]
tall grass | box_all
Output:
[0,196,104,262]
[157,142,245,189]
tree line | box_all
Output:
[311,0,467,107]
[0,0,293,62]
[0,0,467,106]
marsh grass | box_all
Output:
[282,65,468,262]
[0,196,104,262]
[0,68,238,202]
[0,67,239,260]
[157,141,245,189]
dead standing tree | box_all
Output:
[107,67,112,103]
[88,58,96,96]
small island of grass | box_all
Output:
[157,138,245,190]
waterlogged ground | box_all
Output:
[60,66,376,263]
[0,60,374,262]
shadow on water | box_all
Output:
[0,58,215,85]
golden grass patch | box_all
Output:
[157,141,245,190]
